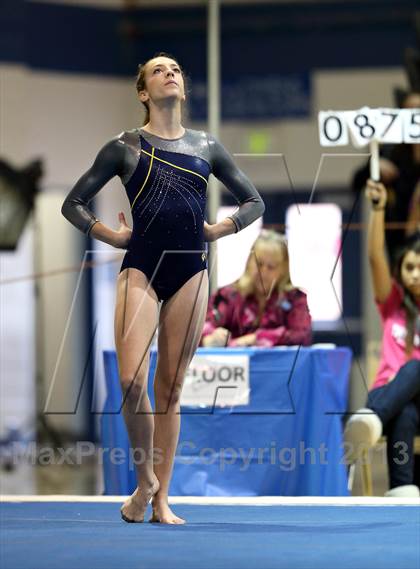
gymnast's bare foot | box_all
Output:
[149,496,186,524]
[121,476,160,523]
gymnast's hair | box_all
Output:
[235,229,295,297]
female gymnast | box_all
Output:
[201,229,311,347]
[345,179,420,497]
[61,53,265,523]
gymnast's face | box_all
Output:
[400,250,420,299]
[139,56,186,107]
[252,246,287,296]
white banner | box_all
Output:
[318,107,420,147]
[181,354,250,408]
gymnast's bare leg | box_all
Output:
[115,268,160,522]
[151,269,209,524]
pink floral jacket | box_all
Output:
[201,285,312,347]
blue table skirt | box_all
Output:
[101,347,352,496]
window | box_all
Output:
[286,204,342,323]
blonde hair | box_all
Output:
[235,229,294,297]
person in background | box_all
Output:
[201,229,312,348]
[344,180,420,498]
[352,92,420,263]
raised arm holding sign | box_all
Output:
[319,96,420,260]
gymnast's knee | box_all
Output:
[120,371,148,403]
[154,379,183,409]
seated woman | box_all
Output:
[201,229,312,347]
[344,180,420,498]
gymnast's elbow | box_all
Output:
[61,198,72,223]
[257,198,265,218]
[61,197,68,214]
[61,199,87,234]
[61,198,78,227]
[250,197,265,222]
[246,197,265,225]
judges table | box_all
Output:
[101,346,352,496]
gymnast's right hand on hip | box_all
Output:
[113,211,133,249]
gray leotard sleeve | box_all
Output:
[207,134,265,232]
[62,128,265,236]
[61,131,139,235]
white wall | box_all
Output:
[0,64,141,436]
[0,221,36,439]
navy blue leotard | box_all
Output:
[121,133,209,300]
[62,127,265,301]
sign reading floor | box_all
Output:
[181,355,250,407]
